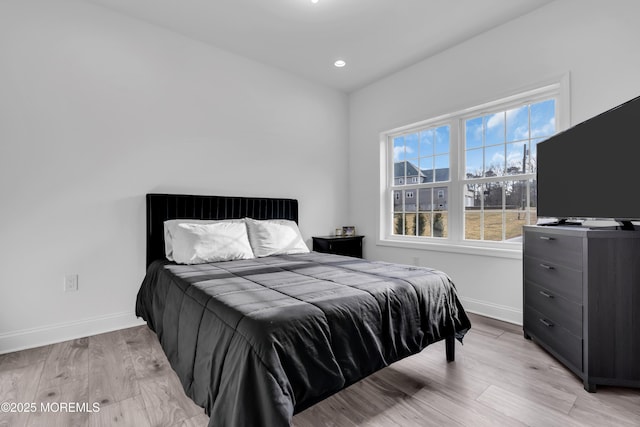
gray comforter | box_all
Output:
[136,252,470,427]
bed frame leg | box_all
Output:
[445,335,455,362]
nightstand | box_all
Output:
[312,235,364,258]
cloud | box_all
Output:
[486,112,504,129]
[490,151,505,163]
[506,149,523,166]
[393,145,415,160]
[532,117,555,137]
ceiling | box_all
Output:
[84,0,555,93]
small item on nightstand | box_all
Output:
[335,228,343,236]
[342,226,355,236]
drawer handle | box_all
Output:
[539,318,554,328]
[539,236,555,240]
[539,263,555,270]
[539,290,554,299]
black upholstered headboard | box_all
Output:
[146,193,299,267]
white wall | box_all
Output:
[0,0,349,352]
[349,0,640,324]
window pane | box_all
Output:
[529,179,538,225]
[506,105,529,142]
[393,136,405,161]
[464,182,483,240]
[506,141,526,175]
[417,188,432,237]
[433,211,447,237]
[420,129,434,156]
[393,161,405,185]
[404,190,417,213]
[505,180,528,241]
[417,212,431,237]
[465,212,481,240]
[405,213,417,236]
[418,188,432,211]
[393,213,403,235]
[434,154,449,181]
[420,157,434,182]
[484,145,505,176]
[529,137,544,173]
[484,182,502,210]
[406,159,420,184]
[485,112,505,146]
[405,133,419,159]
[531,99,555,138]
[435,125,450,154]
[484,209,503,241]
[466,117,483,149]
[393,190,403,212]
[434,186,448,210]
[466,148,483,178]
[483,183,503,241]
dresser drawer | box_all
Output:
[525,306,582,371]
[524,281,582,337]
[524,256,582,303]
[524,231,582,270]
[312,236,364,258]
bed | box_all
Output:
[136,193,471,427]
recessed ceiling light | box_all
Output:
[311,0,319,3]
[334,60,346,68]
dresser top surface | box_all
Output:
[525,225,640,238]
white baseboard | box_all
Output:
[459,296,522,326]
[0,312,146,355]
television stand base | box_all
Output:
[539,219,582,227]
[616,220,636,231]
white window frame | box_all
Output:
[378,76,570,258]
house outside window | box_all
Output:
[382,81,566,250]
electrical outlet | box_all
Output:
[64,274,79,292]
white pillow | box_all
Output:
[171,222,255,265]
[164,219,243,261]
[245,218,309,257]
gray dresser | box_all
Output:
[523,225,640,392]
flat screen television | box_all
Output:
[536,94,640,229]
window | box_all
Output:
[382,82,564,250]
[392,124,450,238]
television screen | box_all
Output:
[537,95,640,222]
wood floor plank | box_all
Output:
[299,371,463,427]
[179,413,210,427]
[370,367,526,427]
[27,379,90,427]
[292,400,359,427]
[122,325,173,380]
[0,362,46,427]
[138,373,204,426]
[23,337,91,427]
[476,384,584,427]
[88,330,139,407]
[569,387,640,426]
[88,395,150,427]
[0,344,51,372]
[39,337,88,384]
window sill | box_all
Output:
[377,236,523,259]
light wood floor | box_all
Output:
[1,313,639,427]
